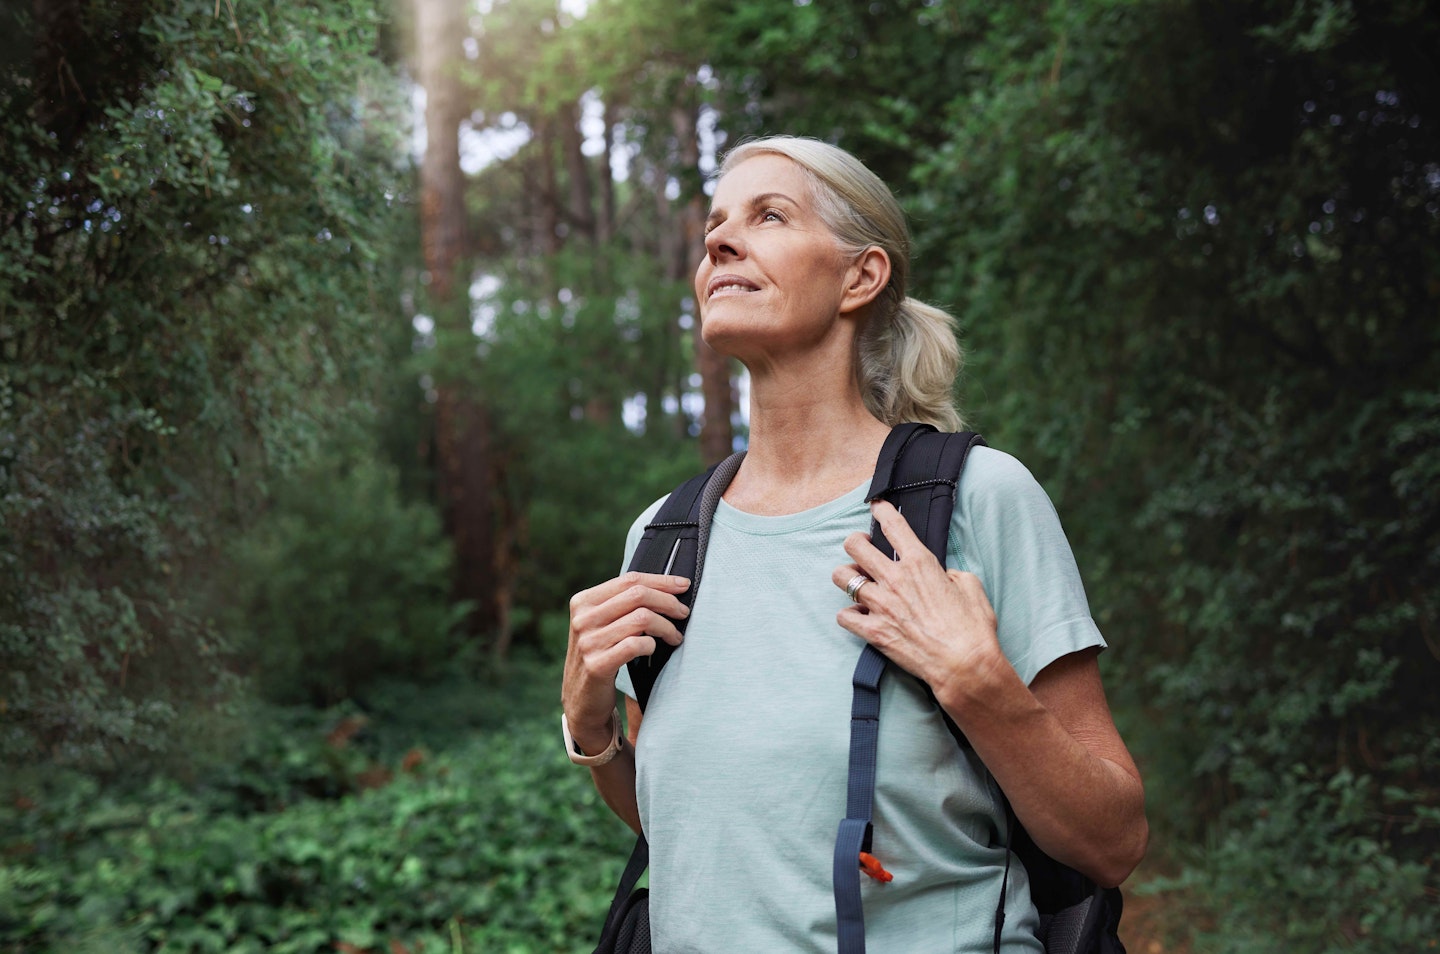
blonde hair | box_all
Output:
[718,136,964,431]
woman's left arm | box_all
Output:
[835,500,1148,888]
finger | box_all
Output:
[573,613,668,679]
[946,568,981,592]
[571,571,691,614]
[572,578,692,636]
[835,604,864,638]
[945,568,992,602]
[868,499,928,561]
[832,562,866,593]
[586,606,685,651]
[603,581,692,624]
[570,632,659,704]
[836,604,882,643]
[842,529,900,582]
[608,632,661,663]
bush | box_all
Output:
[1154,767,1440,953]
[226,455,468,705]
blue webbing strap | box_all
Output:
[835,426,988,954]
[834,644,888,954]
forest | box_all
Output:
[1,0,1436,951]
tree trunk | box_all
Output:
[415,0,466,303]
[673,100,733,464]
[559,99,595,243]
[536,115,563,255]
[415,0,500,639]
[597,100,617,247]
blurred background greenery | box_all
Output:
[1,0,1436,951]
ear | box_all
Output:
[839,246,892,316]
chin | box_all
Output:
[697,312,753,357]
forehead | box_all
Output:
[710,153,814,209]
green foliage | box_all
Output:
[0,663,633,953]
[705,0,990,186]
[1155,767,1440,952]
[0,0,413,764]
[225,452,466,705]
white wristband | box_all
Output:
[561,707,623,766]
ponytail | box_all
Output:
[858,296,964,431]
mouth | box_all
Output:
[706,274,760,300]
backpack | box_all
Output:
[594,423,1125,954]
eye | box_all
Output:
[760,209,785,224]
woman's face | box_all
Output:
[695,154,855,364]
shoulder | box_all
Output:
[957,445,1057,516]
[949,444,1072,572]
[960,444,1037,484]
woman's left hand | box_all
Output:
[837,500,1148,887]
[833,499,1006,697]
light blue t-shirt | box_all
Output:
[615,447,1105,952]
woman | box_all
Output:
[562,136,1147,951]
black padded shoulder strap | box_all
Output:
[866,423,987,564]
[624,451,745,711]
[871,425,985,754]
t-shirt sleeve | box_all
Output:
[613,494,670,701]
[947,447,1106,686]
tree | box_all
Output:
[0,0,412,764]
[414,0,505,641]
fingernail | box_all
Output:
[672,576,691,588]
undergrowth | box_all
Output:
[0,657,630,954]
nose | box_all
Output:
[703,220,743,263]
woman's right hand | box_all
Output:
[561,571,691,752]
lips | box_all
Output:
[706,274,760,299]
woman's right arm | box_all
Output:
[562,571,691,835]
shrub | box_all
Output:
[225,455,468,705]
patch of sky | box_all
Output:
[470,274,502,338]
[622,393,646,434]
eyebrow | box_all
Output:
[705,191,799,231]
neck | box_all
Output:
[726,349,891,515]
